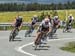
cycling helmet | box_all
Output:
[54,16,59,20]
[18,16,23,19]
[44,18,49,24]
[54,16,58,18]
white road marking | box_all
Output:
[15,38,75,56]
[15,42,37,56]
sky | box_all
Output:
[0,0,74,4]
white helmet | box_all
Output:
[18,16,23,19]
[54,16,58,18]
[44,18,49,22]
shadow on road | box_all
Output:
[33,45,50,51]
[34,48,49,51]
[15,37,21,39]
[12,37,22,42]
[12,39,22,42]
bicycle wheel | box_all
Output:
[12,28,19,39]
[9,28,18,41]
[9,32,13,41]
[9,30,15,41]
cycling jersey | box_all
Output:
[38,20,51,32]
[53,19,60,25]
[52,18,60,28]
[31,17,38,25]
[68,16,74,23]
[15,17,22,27]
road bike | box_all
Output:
[9,27,19,41]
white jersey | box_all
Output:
[39,20,51,28]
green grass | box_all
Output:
[0,10,75,30]
[60,41,75,53]
[0,9,75,22]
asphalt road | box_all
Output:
[0,29,75,56]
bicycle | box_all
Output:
[63,23,72,33]
[9,27,19,41]
[34,31,48,50]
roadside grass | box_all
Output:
[60,41,75,53]
[0,10,75,30]
[0,10,75,22]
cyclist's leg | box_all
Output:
[9,26,15,41]
[9,27,16,41]
[41,31,48,44]
[48,30,53,39]
[54,27,57,33]
[52,27,55,34]
[63,25,66,32]
[29,25,35,37]
[65,23,69,32]
[25,25,31,37]
[30,25,35,33]
[47,27,53,39]
[34,31,42,45]
[13,28,17,39]
[68,25,72,32]
[15,27,19,35]
[12,27,19,39]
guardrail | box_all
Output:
[0,22,40,30]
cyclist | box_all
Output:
[25,15,38,37]
[52,16,60,34]
[47,15,54,39]
[9,15,23,41]
[12,15,23,31]
[34,17,51,46]
[66,14,74,32]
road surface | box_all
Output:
[0,29,75,56]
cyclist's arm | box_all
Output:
[56,20,60,28]
[12,18,16,27]
[19,19,23,30]
[47,23,52,34]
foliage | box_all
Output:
[60,41,75,52]
[0,1,75,11]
